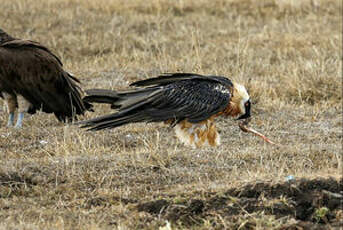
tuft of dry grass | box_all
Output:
[0,0,342,229]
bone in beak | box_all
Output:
[238,119,276,145]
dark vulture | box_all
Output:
[0,29,92,128]
[79,73,251,148]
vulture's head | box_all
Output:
[228,82,251,120]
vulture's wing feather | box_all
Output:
[78,77,232,130]
[130,73,233,87]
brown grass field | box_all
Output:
[0,0,342,229]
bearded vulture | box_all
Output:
[79,73,251,148]
[0,29,92,128]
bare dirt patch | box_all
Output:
[137,178,342,229]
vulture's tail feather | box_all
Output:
[84,89,119,105]
[77,87,163,131]
[54,73,93,122]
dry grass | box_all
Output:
[0,0,342,229]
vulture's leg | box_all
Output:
[8,113,15,127]
[2,92,17,127]
[15,95,30,128]
[174,117,220,148]
[15,112,24,128]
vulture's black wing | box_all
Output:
[130,72,232,87]
[79,73,233,131]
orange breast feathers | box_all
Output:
[221,101,242,117]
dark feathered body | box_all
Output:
[0,29,92,124]
[81,73,251,148]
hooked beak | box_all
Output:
[237,100,251,120]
